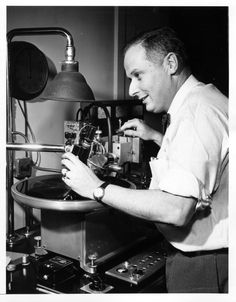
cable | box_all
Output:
[74,123,91,144]
[17,100,36,142]
[16,99,60,173]
[17,99,41,165]
[12,131,30,143]
[12,131,33,162]
[92,140,106,154]
[75,108,83,122]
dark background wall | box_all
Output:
[118,6,228,98]
[169,7,228,97]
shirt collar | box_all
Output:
[168,75,201,117]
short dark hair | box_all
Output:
[124,27,189,69]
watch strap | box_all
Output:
[100,181,110,189]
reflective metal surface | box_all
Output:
[11,174,134,212]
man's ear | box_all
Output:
[163,52,178,75]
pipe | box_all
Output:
[6,37,14,239]
[7,27,73,45]
[6,143,65,152]
[7,27,75,62]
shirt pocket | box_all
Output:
[149,157,169,189]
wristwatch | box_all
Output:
[93,182,110,202]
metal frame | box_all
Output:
[6,27,74,245]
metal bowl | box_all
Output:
[11,174,134,212]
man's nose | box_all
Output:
[129,79,139,98]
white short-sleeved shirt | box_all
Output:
[149,75,228,252]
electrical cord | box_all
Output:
[17,99,40,166]
[75,107,83,122]
[16,99,60,173]
[17,100,37,142]
[12,131,33,162]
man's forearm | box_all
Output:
[100,185,196,227]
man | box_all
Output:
[61,27,228,293]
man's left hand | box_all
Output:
[61,152,103,199]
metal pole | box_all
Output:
[6,143,65,152]
[23,102,34,236]
[6,31,15,243]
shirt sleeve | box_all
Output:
[156,103,228,205]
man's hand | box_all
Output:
[119,118,163,146]
[61,152,103,199]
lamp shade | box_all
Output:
[9,41,57,101]
[41,61,95,102]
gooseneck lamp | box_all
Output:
[40,29,94,102]
[6,27,95,246]
[7,27,95,102]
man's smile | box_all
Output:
[141,95,148,103]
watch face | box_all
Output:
[94,187,104,200]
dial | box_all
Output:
[9,41,49,100]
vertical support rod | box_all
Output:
[113,7,119,100]
[6,38,15,239]
[23,102,34,235]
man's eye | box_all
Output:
[134,73,141,80]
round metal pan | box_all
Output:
[11,174,134,212]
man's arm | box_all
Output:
[98,184,197,227]
[61,152,197,227]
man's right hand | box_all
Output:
[119,118,163,146]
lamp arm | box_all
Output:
[7,27,73,45]
[7,27,75,61]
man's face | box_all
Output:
[124,44,171,113]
